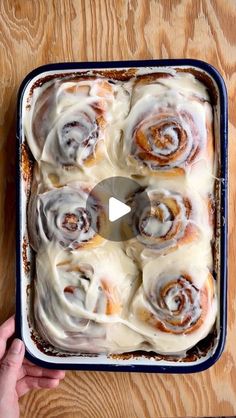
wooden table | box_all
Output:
[0,0,235,417]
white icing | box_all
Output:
[143,215,172,237]
[34,243,142,353]
[129,247,217,353]
[24,78,130,178]
[117,73,214,191]
[28,182,103,251]
[126,183,213,262]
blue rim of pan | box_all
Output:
[15,59,228,372]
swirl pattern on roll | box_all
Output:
[141,275,210,334]
[123,73,213,175]
[126,186,211,257]
[28,183,105,251]
[129,248,217,353]
[26,77,128,169]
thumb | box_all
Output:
[0,339,25,392]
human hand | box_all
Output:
[0,315,65,418]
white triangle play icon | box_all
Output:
[108,197,131,222]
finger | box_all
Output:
[23,364,65,380]
[16,376,60,398]
[0,316,15,359]
[22,358,40,366]
[23,358,65,370]
[0,338,25,393]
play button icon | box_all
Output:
[86,176,151,242]
[109,197,131,222]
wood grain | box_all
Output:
[0,0,235,416]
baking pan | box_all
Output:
[16,59,228,372]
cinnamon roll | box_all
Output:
[34,244,138,353]
[122,73,214,176]
[125,186,212,259]
[129,249,217,353]
[28,183,105,251]
[25,77,129,170]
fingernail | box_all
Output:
[10,338,23,354]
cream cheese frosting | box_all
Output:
[24,69,217,356]
[34,243,142,353]
[28,181,105,251]
[119,73,214,193]
[125,182,213,263]
[129,246,217,354]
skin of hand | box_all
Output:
[0,316,65,418]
